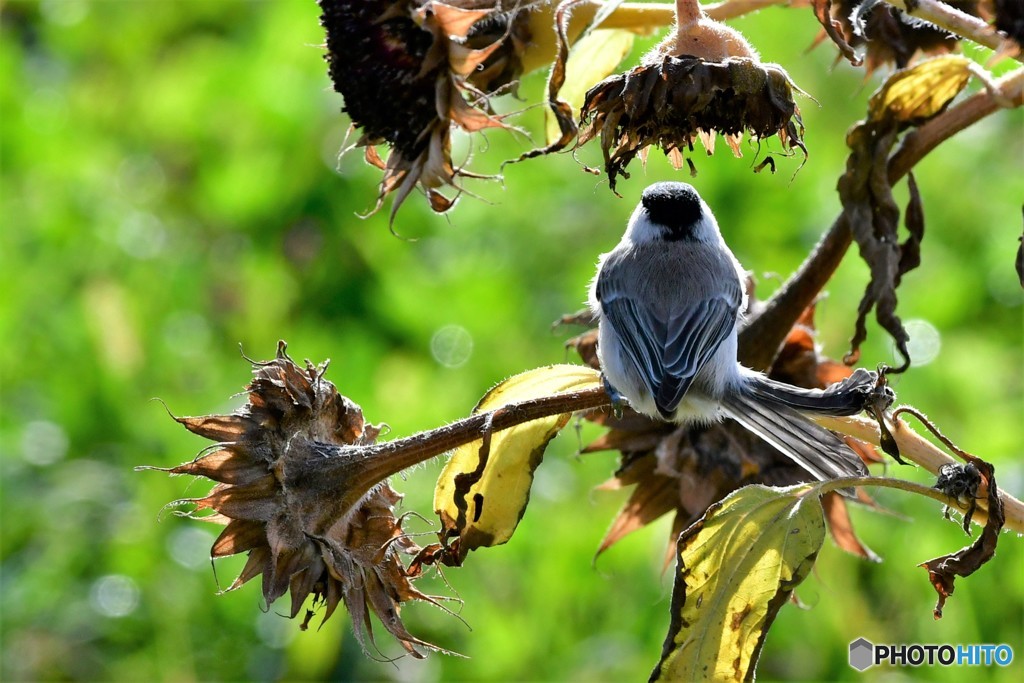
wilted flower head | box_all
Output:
[319,0,534,220]
[143,343,451,656]
[577,0,807,191]
[812,0,981,74]
[566,303,881,562]
[987,0,1024,55]
[580,57,808,192]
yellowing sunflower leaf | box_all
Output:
[652,484,827,683]
[545,29,634,145]
[434,364,602,557]
[868,55,974,124]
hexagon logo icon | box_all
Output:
[849,638,874,671]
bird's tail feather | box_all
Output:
[742,368,878,417]
[721,390,869,484]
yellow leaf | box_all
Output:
[434,364,602,556]
[545,29,634,145]
[869,55,974,124]
[652,484,826,682]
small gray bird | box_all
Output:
[589,181,871,482]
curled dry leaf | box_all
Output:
[810,0,863,66]
[320,0,533,220]
[838,55,975,369]
[921,457,1004,619]
[579,56,808,192]
[142,342,451,657]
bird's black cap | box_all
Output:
[641,182,703,241]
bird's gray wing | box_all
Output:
[597,267,739,419]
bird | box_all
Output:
[588,181,871,482]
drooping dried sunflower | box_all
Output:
[811,0,982,74]
[567,302,882,564]
[143,343,451,657]
[987,0,1024,53]
[576,0,807,191]
[580,57,808,192]
[320,1,535,219]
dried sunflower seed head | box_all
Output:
[579,56,807,192]
[567,301,881,563]
[987,0,1024,54]
[143,342,452,657]
[320,0,534,220]
[813,0,981,74]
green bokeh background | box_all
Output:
[1,1,1021,681]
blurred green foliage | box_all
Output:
[1,1,1021,681]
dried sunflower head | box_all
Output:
[566,302,881,563]
[320,1,534,220]
[813,0,981,74]
[985,0,1024,57]
[576,0,806,192]
[143,343,451,657]
[579,57,807,192]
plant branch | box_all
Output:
[890,66,1024,177]
[882,0,1023,64]
[815,474,977,508]
[319,387,611,485]
[739,66,1024,370]
[566,0,788,36]
[814,413,1024,533]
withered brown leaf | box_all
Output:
[921,458,1004,619]
[838,56,975,370]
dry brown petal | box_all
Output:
[597,457,679,555]
[822,491,881,561]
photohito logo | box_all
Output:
[849,638,1014,671]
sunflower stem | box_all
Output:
[812,414,1024,534]
[314,387,611,493]
[567,0,787,36]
